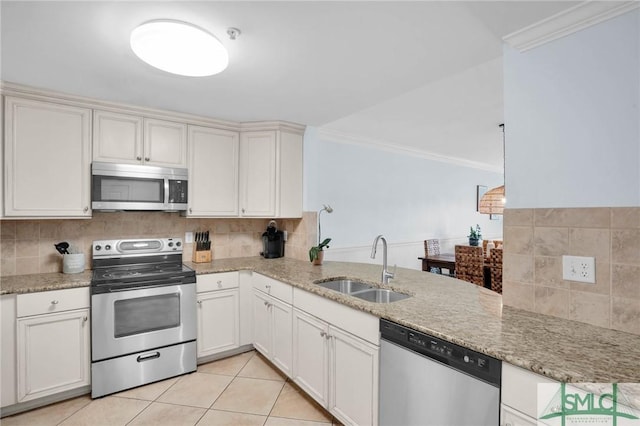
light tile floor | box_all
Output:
[2,351,341,426]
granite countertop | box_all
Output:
[2,257,639,389]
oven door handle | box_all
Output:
[137,351,161,363]
[107,280,185,292]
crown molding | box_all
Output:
[317,128,502,173]
[240,120,306,134]
[503,1,640,52]
[0,81,305,133]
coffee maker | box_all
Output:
[261,220,285,258]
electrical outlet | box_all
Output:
[562,255,595,284]
[185,231,194,243]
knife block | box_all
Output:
[192,249,212,263]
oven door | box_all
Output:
[91,282,196,361]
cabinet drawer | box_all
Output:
[17,287,89,318]
[252,273,292,304]
[196,271,239,293]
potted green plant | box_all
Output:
[468,225,482,246]
[309,238,331,265]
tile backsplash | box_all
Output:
[0,211,318,277]
[502,207,640,335]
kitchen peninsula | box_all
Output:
[2,256,639,386]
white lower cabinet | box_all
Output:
[329,326,379,426]
[252,274,293,376]
[292,290,379,426]
[501,363,559,426]
[252,289,293,377]
[197,289,240,358]
[196,272,240,359]
[16,287,90,402]
[501,404,537,426]
[1,295,17,408]
[292,309,329,406]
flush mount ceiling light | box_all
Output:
[130,20,229,77]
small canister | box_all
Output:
[63,253,85,274]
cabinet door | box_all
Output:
[93,110,143,164]
[1,295,16,408]
[292,309,329,407]
[197,289,240,358]
[187,126,239,217]
[4,97,91,217]
[239,131,276,217]
[330,326,379,426]
[278,131,303,218]
[144,118,188,167]
[17,309,90,402]
[252,290,271,358]
[270,296,293,377]
[501,404,537,426]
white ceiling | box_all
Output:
[0,1,577,170]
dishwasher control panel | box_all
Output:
[380,319,501,386]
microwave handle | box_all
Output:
[164,178,169,205]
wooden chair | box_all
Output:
[455,245,484,286]
[424,239,441,273]
[489,248,503,294]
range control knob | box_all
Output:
[168,242,174,247]
[95,245,102,251]
[464,355,470,363]
[105,245,111,251]
[176,241,182,247]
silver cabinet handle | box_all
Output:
[83,316,88,323]
[51,300,59,305]
[136,156,142,161]
[242,208,245,214]
[189,208,192,213]
[83,206,89,213]
[217,280,223,288]
[145,157,150,162]
[320,331,327,338]
[264,301,269,307]
[197,300,202,305]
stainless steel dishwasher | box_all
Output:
[379,319,501,425]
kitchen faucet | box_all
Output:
[371,234,395,284]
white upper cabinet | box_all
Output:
[143,118,188,167]
[239,129,303,218]
[4,97,91,218]
[239,131,277,217]
[187,125,239,217]
[92,110,142,164]
[93,110,187,168]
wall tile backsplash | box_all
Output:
[503,207,640,336]
[0,211,317,277]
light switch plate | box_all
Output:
[185,231,194,243]
[562,255,595,284]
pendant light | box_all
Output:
[479,124,506,215]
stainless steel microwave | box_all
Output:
[91,162,188,212]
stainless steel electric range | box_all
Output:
[90,237,196,398]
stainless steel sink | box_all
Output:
[350,288,411,303]
[315,279,410,303]
[316,279,372,294]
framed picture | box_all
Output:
[476,185,487,212]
